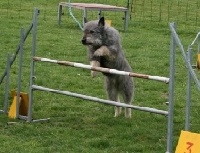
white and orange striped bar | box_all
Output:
[33,56,170,84]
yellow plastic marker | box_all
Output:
[8,90,29,119]
[175,130,200,153]
[105,20,112,27]
[197,54,200,69]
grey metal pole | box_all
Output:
[166,22,176,153]
[83,8,87,26]
[124,11,128,32]
[32,85,168,116]
[198,34,200,54]
[58,4,62,25]
[28,8,39,122]
[3,54,11,114]
[16,28,25,118]
[185,47,192,130]
[198,33,200,68]
[98,10,102,19]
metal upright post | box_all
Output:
[58,4,62,25]
[166,22,176,153]
[185,47,192,130]
[198,33,200,55]
[83,8,87,26]
[28,8,39,122]
[198,33,200,68]
[3,54,11,114]
[16,28,25,119]
[123,11,128,32]
[98,9,102,18]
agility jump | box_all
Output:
[30,55,172,151]
[29,56,170,117]
[33,56,170,84]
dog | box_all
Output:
[81,17,134,118]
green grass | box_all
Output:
[0,0,200,153]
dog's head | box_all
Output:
[81,17,105,47]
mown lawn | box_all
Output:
[0,0,200,153]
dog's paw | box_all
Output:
[93,49,102,57]
[125,108,132,118]
[114,106,122,117]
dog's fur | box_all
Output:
[81,17,134,118]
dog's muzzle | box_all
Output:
[81,39,87,45]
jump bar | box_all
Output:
[33,56,170,83]
[32,85,168,116]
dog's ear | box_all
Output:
[98,17,105,27]
[84,17,88,23]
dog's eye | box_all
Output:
[90,30,95,34]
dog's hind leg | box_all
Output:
[108,88,122,117]
[105,77,121,117]
[123,94,133,118]
[121,93,132,118]
[120,77,134,118]
[125,108,132,118]
[122,97,132,118]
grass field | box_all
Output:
[0,0,200,153]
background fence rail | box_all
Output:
[132,0,200,25]
[0,0,199,27]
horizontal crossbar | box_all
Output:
[33,56,170,83]
[32,85,169,116]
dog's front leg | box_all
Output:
[90,60,100,77]
[93,46,111,57]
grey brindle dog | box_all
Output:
[81,17,134,118]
